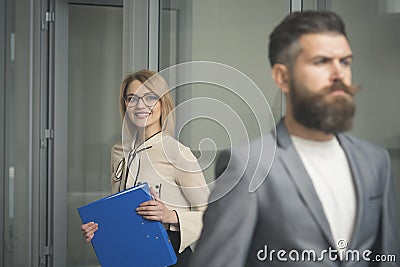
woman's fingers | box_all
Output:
[81,221,94,230]
[85,233,95,242]
[136,199,177,223]
[138,200,158,207]
[81,222,98,242]
[82,222,98,233]
[139,208,163,221]
[136,200,163,221]
[137,204,162,214]
[141,215,162,221]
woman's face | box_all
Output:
[125,79,162,136]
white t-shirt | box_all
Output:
[291,135,356,254]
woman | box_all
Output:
[81,70,210,266]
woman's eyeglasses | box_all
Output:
[125,93,160,107]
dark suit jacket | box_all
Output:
[190,120,400,266]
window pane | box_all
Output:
[4,0,32,266]
[329,0,400,229]
[67,5,122,266]
[160,0,290,183]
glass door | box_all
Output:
[53,0,148,266]
[159,0,291,184]
[2,0,50,266]
[66,3,123,266]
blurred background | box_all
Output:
[1,0,400,266]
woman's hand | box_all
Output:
[136,187,178,224]
[81,222,98,242]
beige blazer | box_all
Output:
[110,132,210,253]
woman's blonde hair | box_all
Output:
[119,69,175,137]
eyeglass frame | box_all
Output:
[124,93,160,107]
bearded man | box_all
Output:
[190,11,400,267]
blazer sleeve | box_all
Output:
[172,146,210,253]
[376,149,400,266]
[190,149,258,267]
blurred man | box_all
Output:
[190,11,399,267]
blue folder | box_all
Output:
[77,182,177,267]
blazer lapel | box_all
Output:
[276,120,336,248]
[336,133,364,249]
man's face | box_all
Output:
[289,33,359,133]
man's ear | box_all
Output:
[271,63,290,94]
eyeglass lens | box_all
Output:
[125,94,159,107]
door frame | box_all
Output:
[0,0,5,263]
[52,0,150,266]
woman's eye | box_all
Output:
[146,95,159,101]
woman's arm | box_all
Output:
[171,146,211,253]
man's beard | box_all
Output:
[290,79,360,134]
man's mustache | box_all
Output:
[325,80,361,96]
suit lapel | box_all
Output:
[276,120,336,248]
[336,133,364,248]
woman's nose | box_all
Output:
[136,97,147,108]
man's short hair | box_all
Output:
[268,11,347,67]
